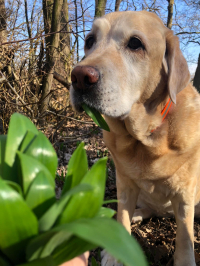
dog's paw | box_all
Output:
[132,208,143,223]
[132,207,155,223]
[101,250,123,266]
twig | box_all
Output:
[0,71,33,115]
[176,31,200,35]
[46,110,94,124]
[53,71,71,89]
[54,127,99,145]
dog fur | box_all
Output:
[70,11,200,266]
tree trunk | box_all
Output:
[115,0,121,11]
[40,0,63,115]
[95,0,107,18]
[42,0,53,50]
[167,0,174,29]
[80,0,86,38]
[0,0,6,44]
[193,54,200,93]
[74,0,79,62]
[60,0,70,70]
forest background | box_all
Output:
[0,0,199,128]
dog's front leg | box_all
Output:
[116,172,140,234]
[171,193,196,266]
[101,172,140,266]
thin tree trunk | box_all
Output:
[95,0,107,18]
[193,54,200,93]
[74,0,79,62]
[60,0,71,70]
[0,0,7,44]
[80,0,85,38]
[115,0,121,11]
[167,0,174,29]
[40,0,63,115]
[42,0,53,49]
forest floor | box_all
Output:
[47,107,200,266]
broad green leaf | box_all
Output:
[0,135,7,178]
[54,218,148,266]
[39,183,93,232]
[82,103,110,132]
[96,207,116,218]
[62,142,88,195]
[52,236,96,265]
[17,256,56,266]
[19,131,37,153]
[23,132,57,178]
[17,152,55,196]
[5,113,38,167]
[26,231,57,261]
[56,158,107,225]
[5,180,23,196]
[33,231,72,260]
[26,171,56,219]
[0,179,38,265]
[0,253,11,266]
[91,257,98,266]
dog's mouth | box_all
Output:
[70,82,132,119]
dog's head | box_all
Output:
[70,11,190,118]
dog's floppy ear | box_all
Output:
[165,31,190,104]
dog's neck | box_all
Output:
[104,96,173,151]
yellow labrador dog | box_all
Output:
[70,11,200,266]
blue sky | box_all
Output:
[5,0,199,75]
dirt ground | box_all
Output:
[48,108,200,266]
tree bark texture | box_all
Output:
[60,0,70,70]
[115,0,121,11]
[95,0,107,18]
[40,0,63,115]
[74,0,79,62]
[0,0,7,44]
[167,0,174,29]
[193,54,200,93]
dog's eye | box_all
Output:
[128,37,143,50]
[85,36,95,49]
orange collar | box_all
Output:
[151,98,173,133]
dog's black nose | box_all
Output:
[71,66,99,90]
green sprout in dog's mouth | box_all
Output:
[82,103,110,132]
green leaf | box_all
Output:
[91,257,98,266]
[62,142,88,195]
[0,135,7,178]
[52,236,96,265]
[103,199,118,204]
[96,207,116,218]
[5,180,23,196]
[0,179,38,264]
[27,230,92,263]
[82,103,110,132]
[17,152,55,196]
[0,252,11,266]
[29,231,72,261]
[19,131,37,153]
[23,132,57,178]
[57,157,107,225]
[17,256,56,266]
[39,183,93,232]
[26,231,57,261]
[55,218,148,266]
[25,171,56,219]
[5,113,38,168]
